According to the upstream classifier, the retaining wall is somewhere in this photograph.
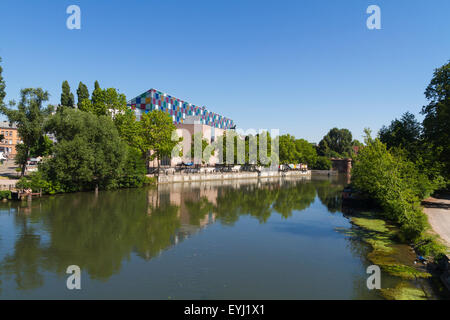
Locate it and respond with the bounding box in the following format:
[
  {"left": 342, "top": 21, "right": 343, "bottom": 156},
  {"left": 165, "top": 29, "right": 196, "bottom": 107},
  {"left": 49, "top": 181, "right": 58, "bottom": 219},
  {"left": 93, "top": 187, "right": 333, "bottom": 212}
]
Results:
[{"left": 156, "top": 170, "right": 311, "bottom": 184}]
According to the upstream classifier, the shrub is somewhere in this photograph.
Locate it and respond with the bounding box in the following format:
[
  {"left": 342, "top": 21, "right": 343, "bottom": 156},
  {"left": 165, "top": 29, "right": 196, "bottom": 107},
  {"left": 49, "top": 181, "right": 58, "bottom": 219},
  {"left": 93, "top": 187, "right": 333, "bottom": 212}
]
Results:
[
  {"left": 0, "top": 190, "right": 11, "bottom": 200},
  {"left": 352, "top": 136, "right": 442, "bottom": 242},
  {"left": 313, "top": 156, "right": 332, "bottom": 170}
]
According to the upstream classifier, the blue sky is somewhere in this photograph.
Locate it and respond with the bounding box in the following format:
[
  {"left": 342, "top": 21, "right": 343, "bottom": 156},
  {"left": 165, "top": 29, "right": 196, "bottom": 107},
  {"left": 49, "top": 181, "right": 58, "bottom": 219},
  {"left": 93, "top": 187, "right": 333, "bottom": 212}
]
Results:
[{"left": 0, "top": 0, "right": 449, "bottom": 143}]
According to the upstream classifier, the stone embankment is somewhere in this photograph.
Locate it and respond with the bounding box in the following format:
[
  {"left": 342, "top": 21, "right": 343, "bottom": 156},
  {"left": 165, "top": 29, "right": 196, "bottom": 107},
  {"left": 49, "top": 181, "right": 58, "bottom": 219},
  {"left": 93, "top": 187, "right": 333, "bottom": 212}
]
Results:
[{"left": 156, "top": 170, "right": 311, "bottom": 184}]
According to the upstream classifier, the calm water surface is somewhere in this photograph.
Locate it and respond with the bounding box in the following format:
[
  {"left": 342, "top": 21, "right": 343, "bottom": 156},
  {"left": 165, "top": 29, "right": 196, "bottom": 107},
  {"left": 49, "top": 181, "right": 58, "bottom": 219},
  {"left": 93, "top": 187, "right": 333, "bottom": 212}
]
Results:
[{"left": 0, "top": 176, "right": 399, "bottom": 299}]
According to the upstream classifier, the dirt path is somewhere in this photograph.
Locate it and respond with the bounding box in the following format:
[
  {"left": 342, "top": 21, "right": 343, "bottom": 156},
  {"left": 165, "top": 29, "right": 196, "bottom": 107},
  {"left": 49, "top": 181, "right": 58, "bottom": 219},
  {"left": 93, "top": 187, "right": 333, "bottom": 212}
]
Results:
[{"left": 422, "top": 194, "right": 450, "bottom": 248}]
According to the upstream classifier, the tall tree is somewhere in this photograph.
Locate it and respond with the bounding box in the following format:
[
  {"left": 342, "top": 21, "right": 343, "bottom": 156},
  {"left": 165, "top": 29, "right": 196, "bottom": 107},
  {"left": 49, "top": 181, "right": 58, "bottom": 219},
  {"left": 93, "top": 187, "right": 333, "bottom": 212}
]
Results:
[
  {"left": 137, "top": 110, "right": 180, "bottom": 171},
  {"left": 0, "top": 57, "right": 5, "bottom": 109},
  {"left": 378, "top": 111, "right": 422, "bottom": 158},
  {"left": 278, "top": 134, "right": 299, "bottom": 164},
  {"left": 421, "top": 61, "right": 450, "bottom": 179},
  {"left": 91, "top": 81, "right": 105, "bottom": 115},
  {"left": 295, "top": 138, "right": 317, "bottom": 167},
  {"left": 60, "top": 81, "right": 75, "bottom": 108},
  {"left": 318, "top": 128, "right": 353, "bottom": 158},
  {"left": 0, "top": 88, "right": 51, "bottom": 176},
  {"left": 76, "top": 81, "right": 90, "bottom": 105}
]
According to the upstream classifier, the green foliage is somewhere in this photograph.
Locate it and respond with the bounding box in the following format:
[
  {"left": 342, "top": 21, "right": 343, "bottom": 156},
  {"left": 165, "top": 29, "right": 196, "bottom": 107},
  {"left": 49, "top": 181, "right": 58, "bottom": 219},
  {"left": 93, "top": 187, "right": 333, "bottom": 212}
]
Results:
[
  {"left": 379, "top": 112, "right": 422, "bottom": 157},
  {"left": 88, "top": 82, "right": 127, "bottom": 117},
  {"left": 113, "top": 107, "right": 141, "bottom": 148},
  {"left": 137, "top": 110, "right": 180, "bottom": 168},
  {"left": 295, "top": 138, "right": 317, "bottom": 166},
  {"left": 219, "top": 131, "right": 277, "bottom": 166},
  {"left": 351, "top": 133, "right": 444, "bottom": 241},
  {"left": 118, "top": 147, "right": 148, "bottom": 188},
  {"left": 318, "top": 128, "right": 353, "bottom": 158},
  {"left": 278, "top": 134, "right": 317, "bottom": 167},
  {"left": 414, "top": 234, "right": 447, "bottom": 257},
  {"left": 0, "top": 88, "right": 51, "bottom": 176},
  {"left": 30, "top": 135, "right": 53, "bottom": 157},
  {"left": 313, "top": 156, "right": 332, "bottom": 170},
  {"left": 190, "top": 132, "right": 213, "bottom": 164},
  {"left": 76, "top": 81, "right": 89, "bottom": 105},
  {"left": 0, "top": 190, "right": 11, "bottom": 200},
  {"left": 0, "top": 57, "right": 5, "bottom": 109},
  {"left": 421, "top": 61, "right": 450, "bottom": 180},
  {"left": 42, "top": 108, "right": 127, "bottom": 191},
  {"left": 60, "top": 80, "right": 75, "bottom": 108}
]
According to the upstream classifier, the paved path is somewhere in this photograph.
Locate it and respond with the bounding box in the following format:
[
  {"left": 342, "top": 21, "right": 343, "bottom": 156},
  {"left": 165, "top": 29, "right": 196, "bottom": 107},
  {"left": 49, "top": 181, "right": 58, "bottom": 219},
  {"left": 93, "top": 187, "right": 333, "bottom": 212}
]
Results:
[{"left": 422, "top": 195, "right": 450, "bottom": 248}]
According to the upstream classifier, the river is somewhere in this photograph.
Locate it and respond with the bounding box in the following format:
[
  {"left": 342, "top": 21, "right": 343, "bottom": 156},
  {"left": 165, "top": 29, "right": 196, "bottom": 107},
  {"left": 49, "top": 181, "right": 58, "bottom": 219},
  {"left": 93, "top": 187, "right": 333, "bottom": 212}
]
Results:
[{"left": 0, "top": 175, "right": 413, "bottom": 299}]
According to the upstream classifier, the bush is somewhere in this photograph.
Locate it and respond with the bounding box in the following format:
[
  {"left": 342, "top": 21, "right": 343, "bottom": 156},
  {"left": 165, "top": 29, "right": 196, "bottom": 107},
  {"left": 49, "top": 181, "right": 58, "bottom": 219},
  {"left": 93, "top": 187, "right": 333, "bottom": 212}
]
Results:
[
  {"left": 313, "top": 156, "right": 332, "bottom": 170},
  {"left": 351, "top": 136, "right": 443, "bottom": 242},
  {"left": 118, "top": 147, "right": 148, "bottom": 188},
  {"left": 0, "top": 190, "right": 11, "bottom": 200}
]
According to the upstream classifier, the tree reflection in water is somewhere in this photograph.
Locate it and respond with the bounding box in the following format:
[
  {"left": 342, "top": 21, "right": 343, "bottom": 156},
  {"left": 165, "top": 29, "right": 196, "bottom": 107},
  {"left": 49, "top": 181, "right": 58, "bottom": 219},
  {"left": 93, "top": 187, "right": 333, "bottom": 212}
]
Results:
[{"left": 0, "top": 176, "right": 346, "bottom": 291}]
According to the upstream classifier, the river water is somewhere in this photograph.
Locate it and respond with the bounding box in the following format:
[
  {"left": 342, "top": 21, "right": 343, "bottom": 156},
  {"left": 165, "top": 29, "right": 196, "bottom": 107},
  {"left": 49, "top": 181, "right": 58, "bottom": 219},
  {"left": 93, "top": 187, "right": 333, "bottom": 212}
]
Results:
[{"left": 0, "top": 175, "right": 407, "bottom": 299}]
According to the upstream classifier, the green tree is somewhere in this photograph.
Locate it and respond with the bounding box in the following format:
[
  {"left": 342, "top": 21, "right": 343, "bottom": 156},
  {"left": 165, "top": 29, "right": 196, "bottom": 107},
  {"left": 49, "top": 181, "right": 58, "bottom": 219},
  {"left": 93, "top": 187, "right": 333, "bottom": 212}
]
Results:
[
  {"left": 0, "top": 57, "right": 5, "bottom": 109},
  {"left": 295, "top": 138, "right": 317, "bottom": 167},
  {"left": 76, "top": 81, "right": 90, "bottom": 106},
  {"left": 379, "top": 112, "right": 422, "bottom": 157},
  {"left": 0, "top": 88, "right": 51, "bottom": 176},
  {"left": 318, "top": 128, "right": 353, "bottom": 158},
  {"left": 313, "top": 156, "right": 332, "bottom": 170},
  {"left": 91, "top": 80, "right": 105, "bottom": 115},
  {"left": 113, "top": 107, "right": 141, "bottom": 148},
  {"left": 190, "top": 132, "right": 213, "bottom": 164},
  {"left": 60, "top": 80, "right": 74, "bottom": 108},
  {"left": 421, "top": 61, "right": 450, "bottom": 180},
  {"left": 137, "top": 110, "right": 180, "bottom": 170},
  {"left": 42, "top": 108, "right": 127, "bottom": 191},
  {"left": 89, "top": 82, "right": 126, "bottom": 117},
  {"left": 30, "top": 135, "right": 53, "bottom": 157},
  {"left": 278, "top": 134, "right": 299, "bottom": 164},
  {"left": 351, "top": 131, "right": 444, "bottom": 240}
]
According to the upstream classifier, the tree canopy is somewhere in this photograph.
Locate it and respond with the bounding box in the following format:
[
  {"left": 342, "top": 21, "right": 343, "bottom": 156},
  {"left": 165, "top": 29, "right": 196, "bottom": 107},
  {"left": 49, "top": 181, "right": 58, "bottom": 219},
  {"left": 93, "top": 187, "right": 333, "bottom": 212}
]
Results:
[
  {"left": 318, "top": 127, "right": 353, "bottom": 158},
  {"left": 379, "top": 112, "right": 422, "bottom": 156},
  {"left": 137, "top": 110, "right": 180, "bottom": 168},
  {"left": 76, "top": 81, "right": 90, "bottom": 105},
  {"left": 60, "top": 80, "right": 75, "bottom": 108},
  {"left": 42, "top": 107, "right": 127, "bottom": 191},
  {"left": 278, "top": 134, "right": 317, "bottom": 166},
  {"left": 421, "top": 61, "right": 450, "bottom": 179},
  {"left": 0, "top": 57, "right": 5, "bottom": 109},
  {"left": 0, "top": 88, "right": 52, "bottom": 175}
]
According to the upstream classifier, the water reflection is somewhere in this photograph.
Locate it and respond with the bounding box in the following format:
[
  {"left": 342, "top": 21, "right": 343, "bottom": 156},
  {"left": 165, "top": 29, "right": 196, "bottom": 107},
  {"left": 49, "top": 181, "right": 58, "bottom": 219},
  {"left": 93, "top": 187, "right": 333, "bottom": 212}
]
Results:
[{"left": 0, "top": 176, "right": 346, "bottom": 293}]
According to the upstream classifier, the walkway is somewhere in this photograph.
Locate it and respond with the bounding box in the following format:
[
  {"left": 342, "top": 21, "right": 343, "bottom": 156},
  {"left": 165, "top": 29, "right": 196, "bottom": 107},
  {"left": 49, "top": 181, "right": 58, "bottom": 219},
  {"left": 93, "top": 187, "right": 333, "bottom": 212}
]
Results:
[{"left": 422, "top": 194, "right": 450, "bottom": 248}]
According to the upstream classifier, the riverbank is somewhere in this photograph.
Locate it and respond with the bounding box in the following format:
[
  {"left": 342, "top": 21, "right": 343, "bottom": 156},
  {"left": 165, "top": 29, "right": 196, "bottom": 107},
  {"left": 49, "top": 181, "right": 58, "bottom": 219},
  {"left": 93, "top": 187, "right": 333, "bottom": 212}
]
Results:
[{"left": 422, "top": 194, "right": 450, "bottom": 249}]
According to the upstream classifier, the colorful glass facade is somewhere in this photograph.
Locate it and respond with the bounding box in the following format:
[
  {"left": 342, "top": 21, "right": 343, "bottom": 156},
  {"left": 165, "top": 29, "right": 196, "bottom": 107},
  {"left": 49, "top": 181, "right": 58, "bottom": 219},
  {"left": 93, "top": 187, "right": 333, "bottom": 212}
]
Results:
[{"left": 127, "top": 89, "right": 234, "bottom": 129}]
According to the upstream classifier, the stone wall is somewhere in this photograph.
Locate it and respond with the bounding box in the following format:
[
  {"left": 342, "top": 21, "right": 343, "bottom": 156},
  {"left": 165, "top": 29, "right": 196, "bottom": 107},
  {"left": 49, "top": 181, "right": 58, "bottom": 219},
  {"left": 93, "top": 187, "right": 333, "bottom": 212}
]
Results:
[{"left": 156, "top": 170, "right": 311, "bottom": 184}]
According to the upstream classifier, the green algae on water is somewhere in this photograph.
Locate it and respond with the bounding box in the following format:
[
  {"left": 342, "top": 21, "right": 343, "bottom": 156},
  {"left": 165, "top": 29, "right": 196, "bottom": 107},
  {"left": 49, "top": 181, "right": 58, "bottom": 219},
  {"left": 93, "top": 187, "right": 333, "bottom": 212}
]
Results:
[
  {"left": 349, "top": 215, "right": 432, "bottom": 280},
  {"left": 380, "top": 282, "right": 428, "bottom": 300}
]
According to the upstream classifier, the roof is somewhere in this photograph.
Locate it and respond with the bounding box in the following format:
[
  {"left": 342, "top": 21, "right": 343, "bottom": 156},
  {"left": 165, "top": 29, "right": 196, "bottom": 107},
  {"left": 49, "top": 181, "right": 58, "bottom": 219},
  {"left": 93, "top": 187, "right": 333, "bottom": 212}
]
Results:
[{"left": 127, "top": 88, "right": 234, "bottom": 129}]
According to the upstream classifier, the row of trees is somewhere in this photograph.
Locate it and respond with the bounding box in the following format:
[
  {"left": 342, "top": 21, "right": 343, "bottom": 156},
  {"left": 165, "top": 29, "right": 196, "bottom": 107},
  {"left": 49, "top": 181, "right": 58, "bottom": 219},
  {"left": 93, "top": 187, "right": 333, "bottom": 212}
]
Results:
[
  {"left": 0, "top": 61, "right": 181, "bottom": 192},
  {"left": 351, "top": 61, "right": 449, "bottom": 254}
]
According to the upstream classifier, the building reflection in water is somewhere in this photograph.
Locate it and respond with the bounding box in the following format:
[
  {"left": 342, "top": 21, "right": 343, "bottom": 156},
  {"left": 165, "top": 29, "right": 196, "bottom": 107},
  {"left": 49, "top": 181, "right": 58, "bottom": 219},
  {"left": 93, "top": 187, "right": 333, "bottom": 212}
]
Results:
[{"left": 0, "top": 175, "right": 349, "bottom": 292}]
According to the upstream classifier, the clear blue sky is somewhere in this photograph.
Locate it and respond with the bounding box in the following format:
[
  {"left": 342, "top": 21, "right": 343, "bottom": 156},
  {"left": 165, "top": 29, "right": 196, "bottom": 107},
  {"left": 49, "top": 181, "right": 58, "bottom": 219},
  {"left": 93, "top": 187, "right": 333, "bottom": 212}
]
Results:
[{"left": 0, "top": 0, "right": 449, "bottom": 142}]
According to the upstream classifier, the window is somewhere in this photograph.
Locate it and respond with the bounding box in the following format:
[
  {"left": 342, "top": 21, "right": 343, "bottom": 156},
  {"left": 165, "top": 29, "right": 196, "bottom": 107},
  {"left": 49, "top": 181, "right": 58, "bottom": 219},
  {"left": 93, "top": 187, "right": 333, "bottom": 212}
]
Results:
[{"left": 161, "top": 155, "right": 171, "bottom": 166}]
